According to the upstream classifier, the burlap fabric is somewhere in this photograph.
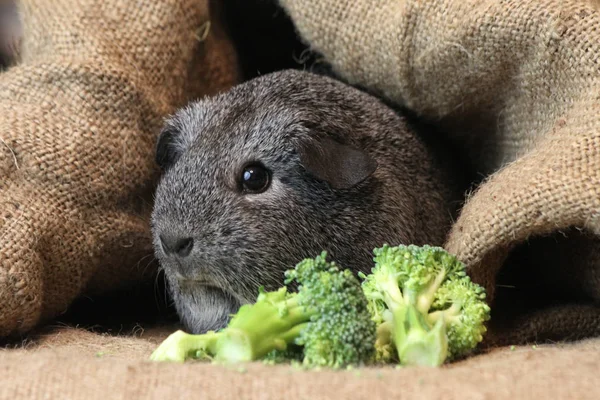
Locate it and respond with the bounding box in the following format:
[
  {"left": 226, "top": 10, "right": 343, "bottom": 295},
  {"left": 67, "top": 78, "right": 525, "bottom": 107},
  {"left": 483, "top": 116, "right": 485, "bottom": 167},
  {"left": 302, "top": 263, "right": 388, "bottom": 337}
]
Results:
[
  {"left": 278, "top": 0, "right": 600, "bottom": 343},
  {"left": 0, "top": 0, "right": 239, "bottom": 337},
  {"left": 0, "top": 326, "right": 598, "bottom": 399}
]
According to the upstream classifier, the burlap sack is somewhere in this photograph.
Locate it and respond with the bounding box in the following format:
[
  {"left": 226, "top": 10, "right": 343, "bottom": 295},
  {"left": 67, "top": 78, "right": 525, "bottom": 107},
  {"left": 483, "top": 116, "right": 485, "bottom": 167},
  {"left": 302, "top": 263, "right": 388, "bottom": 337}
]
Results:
[
  {"left": 278, "top": 0, "right": 600, "bottom": 343},
  {"left": 0, "top": 0, "right": 239, "bottom": 337}
]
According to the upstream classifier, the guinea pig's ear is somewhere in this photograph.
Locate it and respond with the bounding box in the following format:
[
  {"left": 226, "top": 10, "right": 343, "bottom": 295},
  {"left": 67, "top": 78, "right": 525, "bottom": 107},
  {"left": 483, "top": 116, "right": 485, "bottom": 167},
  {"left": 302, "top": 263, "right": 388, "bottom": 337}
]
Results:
[
  {"left": 298, "top": 136, "right": 378, "bottom": 189},
  {"left": 155, "top": 124, "right": 183, "bottom": 170}
]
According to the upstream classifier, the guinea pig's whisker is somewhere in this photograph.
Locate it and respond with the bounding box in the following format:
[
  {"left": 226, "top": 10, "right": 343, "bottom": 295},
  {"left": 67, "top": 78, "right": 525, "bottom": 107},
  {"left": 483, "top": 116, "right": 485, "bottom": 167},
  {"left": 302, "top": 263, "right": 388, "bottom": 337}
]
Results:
[
  {"left": 136, "top": 253, "right": 156, "bottom": 273},
  {"left": 211, "top": 268, "right": 230, "bottom": 290}
]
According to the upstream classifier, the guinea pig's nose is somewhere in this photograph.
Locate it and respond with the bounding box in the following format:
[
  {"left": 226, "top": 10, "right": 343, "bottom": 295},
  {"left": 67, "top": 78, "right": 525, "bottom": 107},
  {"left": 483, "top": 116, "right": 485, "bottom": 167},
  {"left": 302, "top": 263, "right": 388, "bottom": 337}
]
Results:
[{"left": 159, "top": 234, "right": 194, "bottom": 258}]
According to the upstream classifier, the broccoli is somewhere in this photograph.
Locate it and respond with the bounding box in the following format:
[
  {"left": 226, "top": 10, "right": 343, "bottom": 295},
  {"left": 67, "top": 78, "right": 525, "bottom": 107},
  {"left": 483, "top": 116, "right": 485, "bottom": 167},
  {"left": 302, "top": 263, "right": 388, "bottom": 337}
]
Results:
[
  {"left": 262, "top": 345, "right": 304, "bottom": 365},
  {"left": 359, "top": 244, "right": 491, "bottom": 367},
  {"left": 150, "top": 252, "right": 376, "bottom": 368}
]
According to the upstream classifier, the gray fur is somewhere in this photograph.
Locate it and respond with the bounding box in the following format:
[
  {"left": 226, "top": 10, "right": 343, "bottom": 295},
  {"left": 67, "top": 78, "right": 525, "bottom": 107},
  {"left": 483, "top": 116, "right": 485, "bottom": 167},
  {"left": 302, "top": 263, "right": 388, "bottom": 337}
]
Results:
[
  {"left": 151, "top": 69, "right": 463, "bottom": 334},
  {"left": 0, "top": 1, "right": 20, "bottom": 69}
]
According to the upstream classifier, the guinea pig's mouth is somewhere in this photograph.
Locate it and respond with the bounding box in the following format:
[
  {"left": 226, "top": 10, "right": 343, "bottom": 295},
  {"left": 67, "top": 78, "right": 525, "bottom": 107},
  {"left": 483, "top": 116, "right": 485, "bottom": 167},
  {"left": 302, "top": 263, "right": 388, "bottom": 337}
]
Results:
[
  {"left": 174, "top": 274, "right": 252, "bottom": 307},
  {"left": 170, "top": 266, "right": 218, "bottom": 287},
  {"left": 173, "top": 283, "right": 242, "bottom": 334},
  {"left": 177, "top": 276, "right": 224, "bottom": 293},
  {"left": 177, "top": 276, "right": 214, "bottom": 286}
]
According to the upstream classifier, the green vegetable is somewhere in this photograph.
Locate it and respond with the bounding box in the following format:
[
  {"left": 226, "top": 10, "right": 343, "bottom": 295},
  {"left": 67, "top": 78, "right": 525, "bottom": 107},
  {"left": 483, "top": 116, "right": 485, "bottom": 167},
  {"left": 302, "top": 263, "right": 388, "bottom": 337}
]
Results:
[
  {"left": 359, "top": 244, "right": 491, "bottom": 367},
  {"left": 150, "top": 252, "right": 376, "bottom": 369},
  {"left": 262, "top": 346, "right": 303, "bottom": 365}
]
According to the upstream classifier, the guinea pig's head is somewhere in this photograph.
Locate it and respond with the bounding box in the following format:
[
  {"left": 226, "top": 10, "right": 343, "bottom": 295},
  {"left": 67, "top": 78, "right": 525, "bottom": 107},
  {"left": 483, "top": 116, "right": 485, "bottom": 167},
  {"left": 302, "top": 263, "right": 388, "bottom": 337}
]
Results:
[{"left": 151, "top": 70, "right": 416, "bottom": 334}]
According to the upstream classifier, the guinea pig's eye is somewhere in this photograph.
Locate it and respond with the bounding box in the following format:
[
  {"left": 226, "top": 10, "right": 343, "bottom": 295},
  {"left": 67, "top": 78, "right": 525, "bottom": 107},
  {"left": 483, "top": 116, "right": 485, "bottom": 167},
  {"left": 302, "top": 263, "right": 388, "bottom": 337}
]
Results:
[{"left": 240, "top": 163, "right": 271, "bottom": 193}]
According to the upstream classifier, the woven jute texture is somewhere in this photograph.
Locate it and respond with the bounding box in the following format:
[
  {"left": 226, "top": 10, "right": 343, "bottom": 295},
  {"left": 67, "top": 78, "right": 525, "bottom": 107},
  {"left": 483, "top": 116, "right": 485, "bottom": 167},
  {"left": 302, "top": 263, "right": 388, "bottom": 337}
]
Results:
[
  {"left": 0, "top": 326, "right": 599, "bottom": 400},
  {"left": 0, "top": 0, "right": 239, "bottom": 337},
  {"left": 279, "top": 0, "right": 600, "bottom": 342}
]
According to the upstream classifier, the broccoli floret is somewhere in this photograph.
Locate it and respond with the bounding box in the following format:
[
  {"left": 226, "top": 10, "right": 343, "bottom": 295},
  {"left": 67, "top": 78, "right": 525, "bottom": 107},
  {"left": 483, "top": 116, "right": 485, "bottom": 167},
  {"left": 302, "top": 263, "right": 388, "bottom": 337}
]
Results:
[
  {"left": 287, "top": 257, "right": 376, "bottom": 368},
  {"left": 150, "top": 252, "right": 376, "bottom": 368},
  {"left": 262, "top": 345, "right": 304, "bottom": 365},
  {"left": 359, "top": 244, "right": 491, "bottom": 367}
]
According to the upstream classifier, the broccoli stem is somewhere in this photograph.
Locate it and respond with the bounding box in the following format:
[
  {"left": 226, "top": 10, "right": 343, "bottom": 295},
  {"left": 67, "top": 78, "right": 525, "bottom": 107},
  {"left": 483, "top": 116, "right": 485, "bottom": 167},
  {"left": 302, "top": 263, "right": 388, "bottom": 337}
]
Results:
[
  {"left": 415, "top": 269, "right": 447, "bottom": 314},
  {"left": 427, "top": 303, "right": 462, "bottom": 325},
  {"left": 376, "top": 271, "right": 450, "bottom": 366},
  {"left": 392, "top": 303, "right": 448, "bottom": 367},
  {"left": 215, "top": 323, "right": 310, "bottom": 363},
  {"left": 150, "top": 293, "right": 315, "bottom": 364},
  {"left": 214, "top": 297, "right": 315, "bottom": 363},
  {"left": 376, "top": 320, "right": 392, "bottom": 346},
  {"left": 378, "top": 275, "right": 404, "bottom": 312},
  {"left": 149, "top": 330, "right": 220, "bottom": 363},
  {"left": 373, "top": 320, "right": 395, "bottom": 362}
]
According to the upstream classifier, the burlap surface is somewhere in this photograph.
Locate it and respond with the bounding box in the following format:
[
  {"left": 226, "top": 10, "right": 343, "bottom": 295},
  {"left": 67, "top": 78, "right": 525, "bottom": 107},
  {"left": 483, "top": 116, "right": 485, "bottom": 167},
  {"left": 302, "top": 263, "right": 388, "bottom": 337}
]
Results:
[
  {"left": 278, "top": 0, "right": 600, "bottom": 342},
  {"left": 0, "top": 325, "right": 598, "bottom": 400},
  {"left": 0, "top": 0, "right": 239, "bottom": 337}
]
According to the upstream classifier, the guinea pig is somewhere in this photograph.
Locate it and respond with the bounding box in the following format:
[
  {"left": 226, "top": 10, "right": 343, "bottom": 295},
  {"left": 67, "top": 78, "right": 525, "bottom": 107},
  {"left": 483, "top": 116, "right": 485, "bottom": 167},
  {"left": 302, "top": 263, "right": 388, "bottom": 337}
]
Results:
[{"left": 151, "top": 69, "right": 466, "bottom": 334}]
